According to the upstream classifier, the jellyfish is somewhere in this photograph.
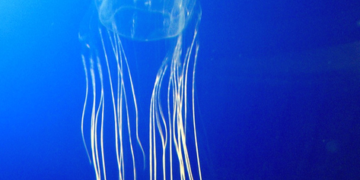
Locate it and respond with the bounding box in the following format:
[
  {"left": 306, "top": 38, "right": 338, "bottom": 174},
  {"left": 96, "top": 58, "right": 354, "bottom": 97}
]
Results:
[{"left": 79, "top": 0, "right": 202, "bottom": 179}]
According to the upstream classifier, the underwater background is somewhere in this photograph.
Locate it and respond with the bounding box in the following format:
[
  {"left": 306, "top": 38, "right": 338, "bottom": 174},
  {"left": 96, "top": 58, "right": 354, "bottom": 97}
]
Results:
[{"left": 1, "top": 0, "right": 360, "bottom": 179}]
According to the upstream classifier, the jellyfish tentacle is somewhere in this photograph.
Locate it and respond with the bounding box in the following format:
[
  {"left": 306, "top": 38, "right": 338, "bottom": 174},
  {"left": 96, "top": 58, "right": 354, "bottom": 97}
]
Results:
[
  {"left": 149, "top": 61, "right": 168, "bottom": 180},
  {"left": 81, "top": 54, "right": 92, "bottom": 164},
  {"left": 119, "top": 35, "right": 146, "bottom": 168},
  {"left": 95, "top": 56, "right": 105, "bottom": 180},
  {"left": 88, "top": 55, "right": 100, "bottom": 179},
  {"left": 192, "top": 41, "right": 202, "bottom": 180}
]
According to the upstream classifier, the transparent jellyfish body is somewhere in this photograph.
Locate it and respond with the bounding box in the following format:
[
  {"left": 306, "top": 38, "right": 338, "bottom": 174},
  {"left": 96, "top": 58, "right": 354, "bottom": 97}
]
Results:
[{"left": 79, "top": 0, "right": 202, "bottom": 179}]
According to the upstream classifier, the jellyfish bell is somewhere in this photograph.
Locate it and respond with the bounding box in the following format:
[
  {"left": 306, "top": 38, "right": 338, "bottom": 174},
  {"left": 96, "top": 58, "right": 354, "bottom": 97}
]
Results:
[
  {"left": 80, "top": 0, "right": 202, "bottom": 179},
  {"left": 95, "top": 0, "right": 197, "bottom": 41}
]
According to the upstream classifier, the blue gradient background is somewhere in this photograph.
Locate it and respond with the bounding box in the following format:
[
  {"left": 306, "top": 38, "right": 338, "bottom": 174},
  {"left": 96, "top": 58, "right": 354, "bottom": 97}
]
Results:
[{"left": 1, "top": 0, "right": 360, "bottom": 179}]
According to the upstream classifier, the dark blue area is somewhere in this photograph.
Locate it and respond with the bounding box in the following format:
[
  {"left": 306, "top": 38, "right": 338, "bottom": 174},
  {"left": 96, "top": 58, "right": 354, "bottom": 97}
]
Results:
[{"left": 0, "top": 0, "right": 359, "bottom": 179}]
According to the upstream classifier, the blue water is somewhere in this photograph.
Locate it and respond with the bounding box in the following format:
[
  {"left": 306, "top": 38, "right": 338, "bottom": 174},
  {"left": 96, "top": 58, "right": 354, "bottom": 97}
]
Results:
[{"left": 1, "top": 0, "right": 360, "bottom": 179}]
